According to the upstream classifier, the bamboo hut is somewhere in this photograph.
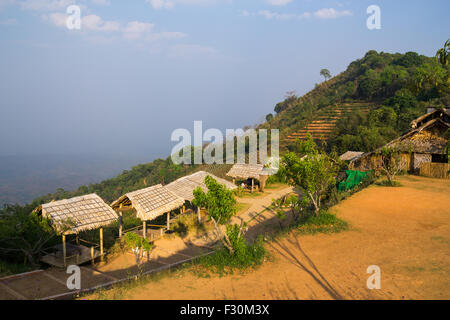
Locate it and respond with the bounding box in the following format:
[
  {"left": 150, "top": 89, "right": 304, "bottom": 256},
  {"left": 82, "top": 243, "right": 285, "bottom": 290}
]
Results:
[
  {"left": 111, "top": 184, "right": 184, "bottom": 239},
  {"left": 226, "top": 163, "right": 266, "bottom": 192},
  {"left": 165, "top": 171, "right": 236, "bottom": 221},
  {"left": 166, "top": 171, "right": 236, "bottom": 202},
  {"left": 34, "top": 194, "right": 118, "bottom": 268},
  {"left": 350, "top": 109, "right": 449, "bottom": 176},
  {"left": 339, "top": 151, "right": 364, "bottom": 162}
]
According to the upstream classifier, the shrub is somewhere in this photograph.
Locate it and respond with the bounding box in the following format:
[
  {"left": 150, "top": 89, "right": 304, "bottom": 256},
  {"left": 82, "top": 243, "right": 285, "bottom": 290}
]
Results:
[
  {"left": 297, "top": 210, "right": 348, "bottom": 235},
  {"left": 194, "top": 235, "right": 266, "bottom": 275}
]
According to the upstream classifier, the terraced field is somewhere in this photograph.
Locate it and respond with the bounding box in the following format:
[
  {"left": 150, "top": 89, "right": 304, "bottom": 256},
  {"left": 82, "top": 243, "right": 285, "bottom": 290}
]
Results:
[{"left": 285, "top": 103, "right": 372, "bottom": 142}]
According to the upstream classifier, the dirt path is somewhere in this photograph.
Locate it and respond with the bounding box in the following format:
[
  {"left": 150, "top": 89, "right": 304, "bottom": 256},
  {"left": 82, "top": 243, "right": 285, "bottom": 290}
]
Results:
[{"left": 107, "top": 176, "right": 449, "bottom": 300}]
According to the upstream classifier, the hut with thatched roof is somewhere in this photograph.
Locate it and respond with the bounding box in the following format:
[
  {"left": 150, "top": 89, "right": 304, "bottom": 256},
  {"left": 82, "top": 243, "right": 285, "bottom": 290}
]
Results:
[
  {"left": 34, "top": 193, "right": 118, "bottom": 267},
  {"left": 226, "top": 163, "right": 269, "bottom": 192},
  {"left": 350, "top": 108, "right": 449, "bottom": 177},
  {"left": 166, "top": 171, "right": 236, "bottom": 202},
  {"left": 339, "top": 151, "right": 364, "bottom": 162},
  {"left": 165, "top": 171, "right": 236, "bottom": 222},
  {"left": 111, "top": 184, "right": 184, "bottom": 239}
]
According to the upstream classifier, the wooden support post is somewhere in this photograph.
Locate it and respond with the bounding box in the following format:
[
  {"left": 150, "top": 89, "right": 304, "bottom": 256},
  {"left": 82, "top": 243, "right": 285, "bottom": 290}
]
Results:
[
  {"left": 118, "top": 212, "right": 123, "bottom": 238},
  {"left": 167, "top": 211, "right": 171, "bottom": 230},
  {"left": 197, "top": 206, "right": 201, "bottom": 224},
  {"left": 99, "top": 227, "right": 104, "bottom": 262},
  {"left": 251, "top": 178, "right": 254, "bottom": 193},
  {"left": 143, "top": 221, "right": 147, "bottom": 239},
  {"left": 182, "top": 205, "right": 185, "bottom": 213},
  {"left": 75, "top": 233, "right": 80, "bottom": 264},
  {"left": 91, "top": 246, "right": 94, "bottom": 265},
  {"left": 160, "top": 228, "right": 163, "bottom": 237},
  {"left": 62, "top": 235, "right": 67, "bottom": 267},
  {"left": 232, "top": 178, "right": 235, "bottom": 185}
]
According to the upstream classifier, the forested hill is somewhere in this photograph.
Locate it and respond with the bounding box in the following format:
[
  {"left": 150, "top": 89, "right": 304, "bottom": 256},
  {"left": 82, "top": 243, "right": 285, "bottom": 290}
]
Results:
[
  {"left": 260, "top": 50, "right": 449, "bottom": 154},
  {"left": 2, "top": 48, "right": 449, "bottom": 215}
]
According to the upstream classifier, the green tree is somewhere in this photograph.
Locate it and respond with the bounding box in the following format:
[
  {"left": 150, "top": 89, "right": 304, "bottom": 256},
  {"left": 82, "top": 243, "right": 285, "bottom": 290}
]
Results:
[
  {"left": 192, "top": 175, "right": 241, "bottom": 254},
  {"left": 435, "top": 39, "right": 450, "bottom": 66},
  {"left": 320, "top": 68, "right": 331, "bottom": 81},
  {"left": 124, "top": 232, "right": 153, "bottom": 267},
  {"left": 280, "top": 136, "right": 336, "bottom": 215},
  {"left": 380, "top": 147, "right": 404, "bottom": 184},
  {"left": 0, "top": 207, "right": 70, "bottom": 266},
  {"left": 265, "top": 113, "right": 274, "bottom": 122}
]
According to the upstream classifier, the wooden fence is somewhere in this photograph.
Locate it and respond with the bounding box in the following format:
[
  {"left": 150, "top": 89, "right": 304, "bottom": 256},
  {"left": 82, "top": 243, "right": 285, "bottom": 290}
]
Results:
[{"left": 419, "top": 162, "right": 450, "bottom": 179}]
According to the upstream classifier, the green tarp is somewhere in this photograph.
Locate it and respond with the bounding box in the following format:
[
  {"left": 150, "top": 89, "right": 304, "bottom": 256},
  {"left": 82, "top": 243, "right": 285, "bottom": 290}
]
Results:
[{"left": 338, "top": 170, "right": 372, "bottom": 192}]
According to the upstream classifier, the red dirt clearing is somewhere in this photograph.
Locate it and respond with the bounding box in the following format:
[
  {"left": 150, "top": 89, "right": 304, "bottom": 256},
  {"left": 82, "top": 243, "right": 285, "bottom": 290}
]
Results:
[{"left": 90, "top": 175, "right": 449, "bottom": 300}]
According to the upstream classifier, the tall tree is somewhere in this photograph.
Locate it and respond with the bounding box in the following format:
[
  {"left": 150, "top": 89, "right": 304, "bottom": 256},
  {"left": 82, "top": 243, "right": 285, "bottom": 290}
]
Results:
[
  {"left": 280, "top": 135, "right": 337, "bottom": 215},
  {"left": 192, "top": 175, "right": 242, "bottom": 254},
  {"left": 435, "top": 39, "right": 450, "bottom": 66},
  {"left": 320, "top": 68, "right": 331, "bottom": 81}
]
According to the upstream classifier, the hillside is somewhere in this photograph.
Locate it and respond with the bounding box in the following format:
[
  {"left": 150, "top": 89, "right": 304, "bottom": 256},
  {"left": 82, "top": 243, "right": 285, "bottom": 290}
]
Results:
[
  {"left": 261, "top": 50, "right": 449, "bottom": 154},
  {"left": 285, "top": 102, "right": 372, "bottom": 142}
]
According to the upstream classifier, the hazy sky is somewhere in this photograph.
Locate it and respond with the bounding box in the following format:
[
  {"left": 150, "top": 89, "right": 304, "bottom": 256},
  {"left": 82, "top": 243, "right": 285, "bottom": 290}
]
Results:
[{"left": 0, "top": 0, "right": 449, "bottom": 159}]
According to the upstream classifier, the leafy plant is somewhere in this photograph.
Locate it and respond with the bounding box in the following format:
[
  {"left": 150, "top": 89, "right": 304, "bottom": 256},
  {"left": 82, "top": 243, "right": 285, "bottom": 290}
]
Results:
[
  {"left": 192, "top": 175, "right": 240, "bottom": 254},
  {"left": 124, "top": 232, "right": 153, "bottom": 267},
  {"left": 0, "top": 206, "right": 72, "bottom": 266},
  {"left": 380, "top": 147, "right": 404, "bottom": 184},
  {"left": 280, "top": 135, "right": 337, "bottom": 215}
]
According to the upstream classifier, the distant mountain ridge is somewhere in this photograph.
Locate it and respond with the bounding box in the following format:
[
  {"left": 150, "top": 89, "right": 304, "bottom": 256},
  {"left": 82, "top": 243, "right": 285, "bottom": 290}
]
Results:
[{"left": 0, "top": 154, "right": 147, "bottom": 206}]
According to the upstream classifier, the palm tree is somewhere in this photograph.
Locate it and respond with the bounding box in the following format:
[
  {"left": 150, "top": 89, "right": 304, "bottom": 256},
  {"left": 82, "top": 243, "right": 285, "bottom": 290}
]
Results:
[{"left": 435, "top": 39, "right": 449, "bottom": 66}]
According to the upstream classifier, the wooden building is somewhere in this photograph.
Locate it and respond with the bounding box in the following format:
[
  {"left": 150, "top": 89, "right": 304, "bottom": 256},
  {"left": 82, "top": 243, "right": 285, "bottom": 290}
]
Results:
[
  {"left": 350, "top": 108, "right": 449, "bottom": 176},
  {"left": 34, "top": 194, "right": 118, "bottom": 267}
]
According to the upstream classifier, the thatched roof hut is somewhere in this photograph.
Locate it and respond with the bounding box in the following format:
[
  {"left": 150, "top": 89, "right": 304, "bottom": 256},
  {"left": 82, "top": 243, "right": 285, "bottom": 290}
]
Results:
[
  {"left": 339, "top": 151, "right": 364, "bottom": 162},
  {"left": 226, "top": 163, "right": 264, "bottom": 180},
  {"left": 350, "top": 113, "right": 449, "bottom": 173},
  {"left": 34, "top": 193, "right": 118, "bottom": 235},
  {"left": 34, "top": 194, "right": 118, "bottom": 267},
  {"left": 166, "top": 171, "right": 236, "bottom": 202},
  {"left": 111, "top": 184, "right": 184, "bottom": 221},
  {"left": 386, "top": 118, "right": 449, "bottom": 153},
  {"left": 410, "top": 108, "right": 449, "bottom": 129}
]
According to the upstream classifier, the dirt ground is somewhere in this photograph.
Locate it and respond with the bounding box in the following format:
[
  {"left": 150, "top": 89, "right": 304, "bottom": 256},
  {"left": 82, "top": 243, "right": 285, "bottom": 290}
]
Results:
[{"left": 89, "top": 176, "right": 450, "bottom": 300}]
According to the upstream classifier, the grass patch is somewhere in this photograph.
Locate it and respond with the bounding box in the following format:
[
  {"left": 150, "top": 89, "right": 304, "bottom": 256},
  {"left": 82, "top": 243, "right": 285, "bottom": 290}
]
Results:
[
  {"left": 170, "top": 213, "right": 211, "bottom": 239},
  {"left": 296, "top": 210, "right": 349, "bottom": 235},
  {"left": 235, "top": 202, "right": 251, "bottom": 215},
  {"left": 0, "top": 260, "right": 36, "bottom": 278},
  {"left": 376, "top": 180, "right": 402, "bottom": 187},
  {"left": 237, "top": 191, "right": 265, "bottom": 198},
  {"left": 190, "top": 237, "right": 267, "bottom": 277},
  {"left": 264, "top": 183, "right": 288, "bottom": 190},
  {"left": 430, "top": 236, "right": 450, "bottom": 245}
]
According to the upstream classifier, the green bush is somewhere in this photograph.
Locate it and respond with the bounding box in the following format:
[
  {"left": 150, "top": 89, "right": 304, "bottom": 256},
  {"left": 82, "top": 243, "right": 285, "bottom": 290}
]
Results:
[
  {"left": 194, "top": 235, "right": 266, "bottom": 276},
  {"left": 297, "top": 210, "right": 348, "bottom": 235}
]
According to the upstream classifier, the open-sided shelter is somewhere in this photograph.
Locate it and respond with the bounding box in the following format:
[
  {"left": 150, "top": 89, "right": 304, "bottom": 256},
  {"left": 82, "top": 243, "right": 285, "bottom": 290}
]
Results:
[
  {"left": 165, "top": 171, "right": 236, "bottom": 221},
  {"left": 166, "top": 171, "right": 236, "bottom": 202},
  {"left": 34, "top": 193, "right": 118, "bottom": 267},
  {"left": 226, "top": 163, "right": 267, "bottom": 192},
  {"left": 111, "top": 184, "right": 184, "bottom": 239}
]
